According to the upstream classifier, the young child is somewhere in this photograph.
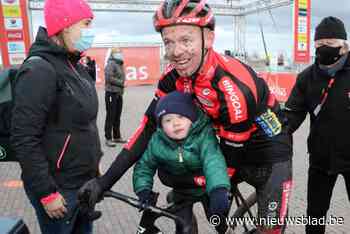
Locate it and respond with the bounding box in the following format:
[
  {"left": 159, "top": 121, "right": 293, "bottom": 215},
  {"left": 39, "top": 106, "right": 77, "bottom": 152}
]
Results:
[{"left": 133, "top": 91, "right": 231, "bottom": 233}]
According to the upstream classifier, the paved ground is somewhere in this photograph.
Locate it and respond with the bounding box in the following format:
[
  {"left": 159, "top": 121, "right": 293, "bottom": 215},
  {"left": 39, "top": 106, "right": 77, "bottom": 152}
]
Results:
[{"left": 0, "top": 85, "right": 349, "bottom": 234}]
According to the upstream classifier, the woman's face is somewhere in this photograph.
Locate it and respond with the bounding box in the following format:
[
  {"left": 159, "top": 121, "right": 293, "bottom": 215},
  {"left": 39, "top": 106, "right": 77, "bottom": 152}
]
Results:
[{"left": 62, "top": 18, "right": 92, "bottom": 53}]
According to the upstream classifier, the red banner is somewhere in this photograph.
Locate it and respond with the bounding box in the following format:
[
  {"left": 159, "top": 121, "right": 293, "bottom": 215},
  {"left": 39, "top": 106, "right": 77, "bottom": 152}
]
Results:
[
  {"left": 293, "top": 0, "right": 311, "bottom": 64},
  {"left": 0, "top": 0, "right": 31, "bottom": 67},
  {"left": 259, "top": 72, "right": 297, "bottom": 103},
  {"left": 85, "top": 46, "right": 161, "bottom": 87}
]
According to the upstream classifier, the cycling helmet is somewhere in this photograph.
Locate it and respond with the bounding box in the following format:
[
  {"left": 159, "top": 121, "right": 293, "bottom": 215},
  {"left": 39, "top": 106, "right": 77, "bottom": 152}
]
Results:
[{"left": 153, "top": 0, "right": 215, "bottom": 32}]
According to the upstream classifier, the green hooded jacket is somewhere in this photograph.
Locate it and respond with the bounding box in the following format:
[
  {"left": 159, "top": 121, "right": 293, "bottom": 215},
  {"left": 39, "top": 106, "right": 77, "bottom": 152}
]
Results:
[{"left": 133, "top": 110, "right": 231, "bottom": 197}]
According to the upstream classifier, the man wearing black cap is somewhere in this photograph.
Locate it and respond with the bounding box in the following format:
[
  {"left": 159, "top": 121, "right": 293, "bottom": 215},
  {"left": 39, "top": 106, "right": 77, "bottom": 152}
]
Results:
[{"left": 285, "top": 16, "right": 349, "bottom": 234}]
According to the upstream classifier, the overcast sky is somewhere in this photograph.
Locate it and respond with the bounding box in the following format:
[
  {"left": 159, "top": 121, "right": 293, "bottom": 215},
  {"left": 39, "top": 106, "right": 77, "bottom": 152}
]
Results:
[{"left": 30, "top": 0, "right": 350, "bottom": 59}]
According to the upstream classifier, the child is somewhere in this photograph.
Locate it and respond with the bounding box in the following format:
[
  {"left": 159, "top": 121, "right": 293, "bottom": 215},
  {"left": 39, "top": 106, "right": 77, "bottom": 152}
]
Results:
[{"left": 133, "top": 91, "right": 231, "bottom": 233}]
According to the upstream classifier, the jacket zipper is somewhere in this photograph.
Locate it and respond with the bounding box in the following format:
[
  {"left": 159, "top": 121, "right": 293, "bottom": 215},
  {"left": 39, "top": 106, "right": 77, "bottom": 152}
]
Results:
[
  {"left": 178, "top": 147, "right": 184, "bottom": 163},
  {"left": 56, "top": 134, "right": 71, "bottom": 169}
]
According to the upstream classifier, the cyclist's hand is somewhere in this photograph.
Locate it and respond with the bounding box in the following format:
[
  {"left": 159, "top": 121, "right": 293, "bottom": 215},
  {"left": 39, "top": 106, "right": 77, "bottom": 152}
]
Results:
[
  {"left": 42, "top": 192, "right": 67, "bottom": 219},
  {"left": 136, "top": 190, "right": 152, "bottom": 211},
  {"left": 209, "top": 187, "right": 230, "bottom": 216},
  {"left": 78, "top": 178, "right": 103, "bottom": 208}
]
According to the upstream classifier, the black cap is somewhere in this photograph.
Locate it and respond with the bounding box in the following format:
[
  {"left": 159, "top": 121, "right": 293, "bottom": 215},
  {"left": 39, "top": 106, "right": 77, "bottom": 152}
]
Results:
[{"left": 314, "top": 16, "right": 347, "bottom": 41}]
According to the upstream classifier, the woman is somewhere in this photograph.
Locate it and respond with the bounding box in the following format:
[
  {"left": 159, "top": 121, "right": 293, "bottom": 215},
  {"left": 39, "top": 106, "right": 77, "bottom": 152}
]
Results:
[{"left": 11, "top": 0, "right": 101, "bottom": 233}]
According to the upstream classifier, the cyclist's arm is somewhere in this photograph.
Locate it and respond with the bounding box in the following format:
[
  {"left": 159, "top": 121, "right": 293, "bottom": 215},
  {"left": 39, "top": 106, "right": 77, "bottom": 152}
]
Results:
[
  {"left": 284, "top": 73, "right": 308, "bottom": 134},
  {"left": 98, "top": 74, "right": 177, "bottom": 191}
]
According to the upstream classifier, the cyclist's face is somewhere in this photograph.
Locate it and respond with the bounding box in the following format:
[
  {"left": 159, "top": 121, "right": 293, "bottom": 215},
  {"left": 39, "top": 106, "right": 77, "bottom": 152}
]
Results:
[
  {"left": 161, "top": 113, "right": 192, "bottom": 140},
  {"left": 162, "top": 25, "right": 214, "bottom": 77}
]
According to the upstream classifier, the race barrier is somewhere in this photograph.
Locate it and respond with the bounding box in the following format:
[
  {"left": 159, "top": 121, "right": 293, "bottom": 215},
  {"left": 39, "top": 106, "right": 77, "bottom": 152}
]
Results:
[
  {"left": 258, "top": 72, "right": 297, "bottom": 103},
  {"left": 85, "top": 46, "right": 161, "bottom": 87}
]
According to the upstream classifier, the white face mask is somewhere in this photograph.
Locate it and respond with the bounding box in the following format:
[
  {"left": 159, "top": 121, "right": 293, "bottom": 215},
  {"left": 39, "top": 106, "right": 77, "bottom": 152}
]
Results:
[{"left": 112, "top": 53, "right": 123, "bottom": 60}]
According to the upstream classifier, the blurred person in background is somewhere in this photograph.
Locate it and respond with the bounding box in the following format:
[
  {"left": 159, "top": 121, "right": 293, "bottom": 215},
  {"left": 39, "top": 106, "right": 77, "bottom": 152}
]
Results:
[
  {"left": 81, "top": 55, "right": 96, "bottom": 81},
  {"left": 104, "top": 47, "right": 127, "bottom": 147}
]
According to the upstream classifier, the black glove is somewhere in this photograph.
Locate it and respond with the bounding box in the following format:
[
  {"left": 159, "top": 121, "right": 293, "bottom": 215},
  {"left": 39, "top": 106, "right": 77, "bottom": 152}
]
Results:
[
  {"left": 209, "top": 187, "right": 230, "bottom": 216},
  {"left": 136, "top": 190, "right": 154, "bottom": 211},
  {"left": 78, "top": 178, "right": 103, "bottom": 209},
  {"left": 78, "top": 205, "right": 102, "bottom": 221},
  {"left": 86, "top": 210, "right": 102, "bottom": 221}
]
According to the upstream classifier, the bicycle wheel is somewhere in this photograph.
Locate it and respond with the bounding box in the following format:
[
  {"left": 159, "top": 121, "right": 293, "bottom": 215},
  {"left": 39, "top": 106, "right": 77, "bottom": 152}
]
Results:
[{"left": 227, "top": 192, "right": 257, "bottom": 233}]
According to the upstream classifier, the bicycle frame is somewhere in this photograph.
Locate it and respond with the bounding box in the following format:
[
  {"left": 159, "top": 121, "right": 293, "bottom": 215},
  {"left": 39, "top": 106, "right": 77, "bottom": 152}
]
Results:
[{"left": 103, "top": 190, "right": 192, "bottom": 234}]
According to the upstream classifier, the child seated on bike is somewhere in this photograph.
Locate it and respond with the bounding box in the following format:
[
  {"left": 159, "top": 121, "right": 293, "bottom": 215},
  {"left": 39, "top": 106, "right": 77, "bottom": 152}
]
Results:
[{"left": 133, "top": 91, "right": 231, "bottom": 234}]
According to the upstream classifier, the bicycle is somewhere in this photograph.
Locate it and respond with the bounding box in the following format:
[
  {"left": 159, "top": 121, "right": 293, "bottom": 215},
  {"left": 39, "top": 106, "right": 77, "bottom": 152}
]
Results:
[{"left": 102, "top": 167, "right": 258, "bottom": 234}]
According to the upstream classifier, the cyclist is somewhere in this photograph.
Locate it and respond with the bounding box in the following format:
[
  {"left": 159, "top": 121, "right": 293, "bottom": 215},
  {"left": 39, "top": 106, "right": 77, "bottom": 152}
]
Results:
[{"left": 79, "top": 1, "right": 293, "bottom": 233}]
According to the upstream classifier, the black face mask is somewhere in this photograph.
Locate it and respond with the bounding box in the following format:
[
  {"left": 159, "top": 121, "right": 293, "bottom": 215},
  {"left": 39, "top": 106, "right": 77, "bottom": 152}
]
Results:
[{"left": 316, "top": 45, "right": 342, "bottom": 66}]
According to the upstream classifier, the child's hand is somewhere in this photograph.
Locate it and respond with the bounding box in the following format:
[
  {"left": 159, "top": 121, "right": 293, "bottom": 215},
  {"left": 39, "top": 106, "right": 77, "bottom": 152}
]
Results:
[
  {"left": 137, "top": 190, "right": 152, "bottom": 211},
  {"left": 209, "top": 187, "right": 230, "bottom": 216}
]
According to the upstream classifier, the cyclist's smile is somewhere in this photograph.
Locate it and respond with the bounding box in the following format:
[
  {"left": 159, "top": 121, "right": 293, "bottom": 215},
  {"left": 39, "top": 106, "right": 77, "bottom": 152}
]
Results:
[{"left": 162, "top": 25, "right": 205, "bottom": 77}]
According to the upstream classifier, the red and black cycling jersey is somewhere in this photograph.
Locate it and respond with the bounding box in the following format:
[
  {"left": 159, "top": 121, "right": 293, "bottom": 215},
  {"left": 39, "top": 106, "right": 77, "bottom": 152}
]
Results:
[
  {"left": 153, "top": 49, "right": 279, "bottom": 142},
  {"left": 98, "top": 49, "right": 292, "bottom": 191}
]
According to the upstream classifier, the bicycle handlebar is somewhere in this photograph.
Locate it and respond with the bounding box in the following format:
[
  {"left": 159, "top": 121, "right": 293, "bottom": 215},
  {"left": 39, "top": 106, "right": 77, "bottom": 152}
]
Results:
[{"left": 103, "top": 190, "right": 189, "bottom": 232}]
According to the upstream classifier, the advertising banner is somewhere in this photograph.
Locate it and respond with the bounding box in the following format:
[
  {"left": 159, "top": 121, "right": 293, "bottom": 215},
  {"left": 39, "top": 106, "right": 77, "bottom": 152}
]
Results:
[
  {"left": 259, "top": 72, "right": 297, "bottom": 103},
  {"left": 0, "top": 0, "right": 31, "bottom": 67},
  {"left": 293, "top": 0, "right": 311, "bottom": 64},
  {"left": 85, "top": 46, "right": 161, "bottom": 87}
]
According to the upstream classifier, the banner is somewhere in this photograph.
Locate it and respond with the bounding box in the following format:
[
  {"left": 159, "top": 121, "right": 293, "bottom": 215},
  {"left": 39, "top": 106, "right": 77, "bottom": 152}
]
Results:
[
  {"left": 293, "top": 0, "right": 311, "bottom": 64},
  {"left": 258, "top": 72, "right": 297, "bottom": 103},
  {"left": 85, "top": 46, "right": 161, "bottom": 87},
  {"left": 0, "top": 0, "right": 31, "bottom": 67}
]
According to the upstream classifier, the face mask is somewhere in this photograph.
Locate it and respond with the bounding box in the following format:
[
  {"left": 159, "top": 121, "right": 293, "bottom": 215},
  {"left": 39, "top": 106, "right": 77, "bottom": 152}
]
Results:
[
  {"left": 112, "top": 53, "right": 123, "bottom": 60},
  {"left": 316, "top": 45, "right": 342, "bottom": 66},
  {"left": 319, "top": 53, "right": 348, "bottom": 76},
  {"left": 73, "top": 28, "right": 95, "bottom": 52}
]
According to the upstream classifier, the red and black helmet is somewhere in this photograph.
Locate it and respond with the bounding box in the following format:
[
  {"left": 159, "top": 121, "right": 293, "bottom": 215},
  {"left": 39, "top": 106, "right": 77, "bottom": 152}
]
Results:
[{"left": 153, "top": 0, "right": 215, "bottom": 32}]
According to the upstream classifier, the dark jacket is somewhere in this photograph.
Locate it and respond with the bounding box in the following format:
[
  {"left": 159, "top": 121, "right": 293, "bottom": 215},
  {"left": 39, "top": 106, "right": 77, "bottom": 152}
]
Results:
[
  {"left": 104, "top": 57, "right": 125, "bottom": 94},
  {"left": 285, "top": 53, "right": 350, "bottom": 173},
  {"left": 11, "top": 27, "right": 102, "bottom": 199},
  {"left": 133, "top": 110, "right": 231, "bottom": 197}
]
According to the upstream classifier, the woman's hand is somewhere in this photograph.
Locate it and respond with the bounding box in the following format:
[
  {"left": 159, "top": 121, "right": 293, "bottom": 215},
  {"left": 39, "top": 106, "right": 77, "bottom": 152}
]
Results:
[{"left": 42, "top": 193, "right": 68, "bottom": 219}]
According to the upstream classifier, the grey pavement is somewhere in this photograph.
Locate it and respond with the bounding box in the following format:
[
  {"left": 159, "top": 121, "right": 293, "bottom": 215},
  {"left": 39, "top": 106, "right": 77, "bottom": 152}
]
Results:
[{"left": 0, "top": 85, "right": 349, "bottom": 234}]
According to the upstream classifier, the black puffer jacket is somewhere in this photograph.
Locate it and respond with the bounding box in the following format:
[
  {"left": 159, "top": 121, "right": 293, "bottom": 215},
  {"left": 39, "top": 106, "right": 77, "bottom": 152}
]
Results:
[
  {"left": 285, "top": 53, "right": 350, "bottom": 173},
  {"left": 11, "top": 27, "right": 102, "bottom": 199}
]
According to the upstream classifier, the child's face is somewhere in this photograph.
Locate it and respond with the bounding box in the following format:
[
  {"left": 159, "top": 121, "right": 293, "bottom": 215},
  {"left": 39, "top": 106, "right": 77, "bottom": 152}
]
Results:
[{"left": 161, "top": 113, "right": 193, "bottom": 140}]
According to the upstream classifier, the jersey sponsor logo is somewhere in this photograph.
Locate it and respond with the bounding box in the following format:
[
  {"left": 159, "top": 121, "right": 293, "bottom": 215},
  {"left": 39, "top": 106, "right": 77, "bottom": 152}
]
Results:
[
  {"left": 280, "top": 180, "right": 293, "bottom": 220},
  {"left": 202, "top": 88, "right": 211, "bottom": 96},
  {"left": 196, "top": 95, "right": 214, "bottom": 107},
  {"left": 224, "top": 140, "right": 244, "bottom": 148},
  {"left": 218, "top": 77, "right": 247, "bottom": 122},
  {"left": 255, "top": 109, "right": 282, "bottom": 137},
  {"left": 268, "top": 201, "right": 278, "bottom": 211},
  {"left": 194, "top": 176, "right": 206, "bottom": 186},
  {"left": 177, "top": 17, "right": 200, "bottom": 24}
]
